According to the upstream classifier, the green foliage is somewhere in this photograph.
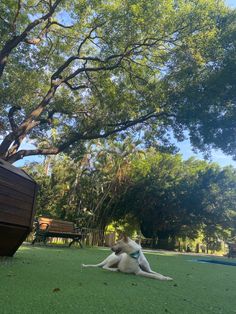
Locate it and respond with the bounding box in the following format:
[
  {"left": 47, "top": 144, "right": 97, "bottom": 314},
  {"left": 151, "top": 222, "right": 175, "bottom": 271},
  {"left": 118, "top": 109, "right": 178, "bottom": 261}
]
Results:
[
  {"left": 170, "top": 9, "right": 236, "bottom": 157},
  {"left": 25, "top": 146, "right": 236, "bottom": 247},
  {"left": 112, "top": 150, "right": 236, "bottom": 247},
  {"left": 25, "top": 156, "right": 82, "bottom": 221},
  {"left": 1, "top": 1, "right": 236, "bottom": 163}
]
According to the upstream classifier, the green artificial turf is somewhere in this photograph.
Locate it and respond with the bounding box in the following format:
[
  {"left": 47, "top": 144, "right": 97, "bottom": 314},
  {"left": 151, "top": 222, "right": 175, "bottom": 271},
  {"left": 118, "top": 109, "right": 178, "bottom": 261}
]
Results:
[{"left": 0, "top": 245, "right": 236, "bottom": 314}]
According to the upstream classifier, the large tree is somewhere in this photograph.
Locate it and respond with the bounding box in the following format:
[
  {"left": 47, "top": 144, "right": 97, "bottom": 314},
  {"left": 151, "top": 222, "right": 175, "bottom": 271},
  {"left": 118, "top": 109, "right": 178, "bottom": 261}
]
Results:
[
  {"left": 0, "top": 0, "right": 234, "bottom": 163},
  {"left": 114, "top": 150, "right": 236, "bottom": 248}
]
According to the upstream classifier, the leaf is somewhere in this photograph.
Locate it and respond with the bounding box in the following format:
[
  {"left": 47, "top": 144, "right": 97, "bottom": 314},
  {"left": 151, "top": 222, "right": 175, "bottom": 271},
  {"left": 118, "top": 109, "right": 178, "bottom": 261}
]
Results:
[{"left": 53, "top": 288, "right": 61, "bottom": 293}]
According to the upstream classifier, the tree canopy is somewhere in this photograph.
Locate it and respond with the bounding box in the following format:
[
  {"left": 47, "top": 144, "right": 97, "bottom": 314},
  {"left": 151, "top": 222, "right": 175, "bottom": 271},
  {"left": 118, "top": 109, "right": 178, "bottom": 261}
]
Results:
[
  {"left": 119, "top": 151, "right": 236, "bottom": 247},
  {"left": 0, "top": 0, "right": 236, "bottom": 163}
]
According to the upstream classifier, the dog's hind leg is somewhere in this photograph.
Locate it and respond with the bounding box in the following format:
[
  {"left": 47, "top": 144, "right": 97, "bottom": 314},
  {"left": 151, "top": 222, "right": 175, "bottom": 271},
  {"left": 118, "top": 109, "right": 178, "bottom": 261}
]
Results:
[
  {"left": 82, "top": 261, "right": 106, "bottom": 268},
  {"left": 82, "top": 252, "right": 120, "bottom": 268},
  {"left": 82, "top": 256, "right": 111, "bottom": 268},
  {"left": 136, "top": 270, "right": 173, "bottom": 281},
  {"left": 102, "top": 265, "right": 119, "bottom": 272}
]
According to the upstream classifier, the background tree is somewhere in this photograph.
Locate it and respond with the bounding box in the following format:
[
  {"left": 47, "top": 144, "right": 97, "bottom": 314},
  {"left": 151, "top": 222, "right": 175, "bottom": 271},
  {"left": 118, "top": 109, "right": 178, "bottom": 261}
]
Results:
[
  {"left": 1, "top": 1, "right": 235, "bottom": 163},
  {"left": 114, "top": 150, "right": 236, "bottom": 248},
  {"left": 25, "top": 138, "right": 139, "bottom": 230},
  {"left": 25, "top": 155, "right": 82, "bottom": 220}
]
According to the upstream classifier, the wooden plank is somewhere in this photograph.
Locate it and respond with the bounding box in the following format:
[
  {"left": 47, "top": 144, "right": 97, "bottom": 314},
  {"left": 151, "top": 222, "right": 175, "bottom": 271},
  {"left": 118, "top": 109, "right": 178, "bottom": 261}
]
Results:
[
  {"left": 0, "top": 193, "right": 32, "bottom": 212},
  {"left": 50, "top": 222, "right": 74, "bottom": 227},
  {"left": 46, "top": 232, "right": 81, "bottom": 238},
  {"left": 0, "top": 159, "right": 34, "bottom": 181},
  {"left": 0, "top": 223, "right": 29, "bottom": 256},
  {"left": 0, "top": 178, "right": 34, "bottom": 197},
  {"left": 39, "top": 218, "right": 52, "bottom": 222},
  {"left": 38, "top": 218, "right": 52, "bottom": 229},
  {"left": 49, "top": 224, "right": 74, "bottom": 232},
  {"left": 49, "top": 220, "right": 73, "bottom": 225},
  {"left": 0, "top": 185, "right": 33, "bottom": 204},
  {"left": 0, "top": 200, "right": 32, "bottom": 216},
  {"left": 39, "top": 218, "right": 73, "bottom": 225},
  {"left": 51, "top": 222, "right": 73, "bottom": 227},
  {"left": 38, "top": 218, "right": 75, "bottom": 233},
  {"left": 49, "top": 227, "right": 74, "bottom": 233},
  {"left": 0, "top": 168, "right": 35, "bottom": 196},
  {"left": 48, "top": 223, "right": 72, "bottom": 228},
  {"left": 0, "top": 205, "right": 31, "bottom": 226}
]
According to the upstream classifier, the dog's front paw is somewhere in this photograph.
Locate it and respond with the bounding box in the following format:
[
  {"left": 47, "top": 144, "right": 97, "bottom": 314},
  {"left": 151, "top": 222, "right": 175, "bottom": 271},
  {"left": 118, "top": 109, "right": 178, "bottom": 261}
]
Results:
[
  {"left": 81, "top": 264, "right": 86, "bottom": 267},
  {"left": 163, "top": 276, "right": 173, "bottom": 281}
]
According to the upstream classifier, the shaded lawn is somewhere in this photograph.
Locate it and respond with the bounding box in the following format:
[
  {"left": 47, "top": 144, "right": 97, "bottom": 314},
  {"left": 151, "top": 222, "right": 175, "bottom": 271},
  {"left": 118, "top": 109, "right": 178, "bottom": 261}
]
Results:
[{"left": 0, "top": 245, "right": 236, "bottom": 314}]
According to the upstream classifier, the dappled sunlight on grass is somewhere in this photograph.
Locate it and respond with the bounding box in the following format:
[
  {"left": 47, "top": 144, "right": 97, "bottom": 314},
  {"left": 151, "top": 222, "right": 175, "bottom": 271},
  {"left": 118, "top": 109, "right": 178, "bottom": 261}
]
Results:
[
  {"left": 19, "top": 244, "right": 69, "bottom": 253},
  {"left": 144, "top": 251, "right": 176, "bottom": 257},
  {"left": 15, "top": 245, "right": 32, "bottom": 251}
]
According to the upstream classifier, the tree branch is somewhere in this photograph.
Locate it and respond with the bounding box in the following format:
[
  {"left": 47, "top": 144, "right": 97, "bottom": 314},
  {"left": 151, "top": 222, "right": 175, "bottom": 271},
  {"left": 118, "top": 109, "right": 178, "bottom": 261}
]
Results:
[
  {"left": 64, "top": 81, "right": 88, "bottom": 91},
  {"left": 77, "top": 22, "right": 106, "bottom": 55},
  {"left": 18, "top": 85, "right": 59, "bottom": 134},
  {"left": 0, "top": 0, "right": 62, "bottom": 77},
  {"left": 0, "top": 132, "right": 16, "bottom": 158},
  {"left": 80, "top": 111, "right": 176, "bottom": 140},
  {"left": 8, "top": 106, "right": 21, "bottom": 134},
  {"left": 50, "top": 21, "right": 74, "bottom": 28},
  {"left": 6, "top": 147, "right": 60, "bottom": 163},
  {"left": 24, "top": 18, "right": 74, "bottom": 45},
  {"left": 64, "top": 56, "right": 124, "bottom": 82},
  {"left": 12, "top": 0, "right": 22, "bottom": 30},
  {"left": 0, "top": 85, "right": 58, "bottom": 159},
  {"left": 5, "top": 111, "right": 176, "bottom": 163}
]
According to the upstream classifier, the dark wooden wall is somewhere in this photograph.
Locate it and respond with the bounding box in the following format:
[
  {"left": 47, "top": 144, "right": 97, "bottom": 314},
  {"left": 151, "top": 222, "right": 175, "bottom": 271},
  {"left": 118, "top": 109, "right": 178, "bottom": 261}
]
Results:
[{"left": 0, "top": 160, "right": 37, "bottom": 256}]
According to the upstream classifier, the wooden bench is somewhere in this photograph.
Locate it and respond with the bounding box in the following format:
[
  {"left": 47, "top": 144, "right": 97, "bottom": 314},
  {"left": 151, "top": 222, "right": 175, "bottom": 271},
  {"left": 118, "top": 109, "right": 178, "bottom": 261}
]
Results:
[
  {"left": 32, "top": 217, "right": 83, "bottom": 248},
  {"left": 228, "top": 243, "right": 236, "bottom": 258}
]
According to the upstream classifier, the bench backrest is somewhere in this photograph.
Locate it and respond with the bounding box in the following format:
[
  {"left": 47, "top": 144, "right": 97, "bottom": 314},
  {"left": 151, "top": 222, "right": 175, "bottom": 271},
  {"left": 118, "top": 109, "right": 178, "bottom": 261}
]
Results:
[{"left": 38, "top": 217, "right": 75, "bottom": 233}]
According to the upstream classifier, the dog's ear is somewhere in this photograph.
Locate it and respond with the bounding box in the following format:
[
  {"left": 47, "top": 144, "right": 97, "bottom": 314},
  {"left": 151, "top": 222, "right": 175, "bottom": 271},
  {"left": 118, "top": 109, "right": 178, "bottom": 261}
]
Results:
[{"left": 123, "top": 234, "right": 129, "bottom": 243}]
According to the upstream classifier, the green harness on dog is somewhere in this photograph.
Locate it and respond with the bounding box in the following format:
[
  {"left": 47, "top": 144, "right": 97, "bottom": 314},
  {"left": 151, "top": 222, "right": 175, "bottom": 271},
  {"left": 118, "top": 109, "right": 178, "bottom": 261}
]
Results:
[{"left": 129, "top": 250, "right": 140, "bottom": 259}]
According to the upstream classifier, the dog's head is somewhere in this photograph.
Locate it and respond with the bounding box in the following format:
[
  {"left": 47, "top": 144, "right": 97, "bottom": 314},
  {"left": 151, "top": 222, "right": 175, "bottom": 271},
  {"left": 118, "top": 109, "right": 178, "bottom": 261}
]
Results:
[{"left": 111, "top": 235, "right": 141, "bottom": 255}]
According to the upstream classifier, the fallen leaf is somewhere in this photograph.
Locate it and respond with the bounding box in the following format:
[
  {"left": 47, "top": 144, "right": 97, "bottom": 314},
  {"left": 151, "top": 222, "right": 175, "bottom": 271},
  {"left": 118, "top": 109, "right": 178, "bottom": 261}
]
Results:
[{"left": 53, "top": 288, "right": 60, "bottom": 292}]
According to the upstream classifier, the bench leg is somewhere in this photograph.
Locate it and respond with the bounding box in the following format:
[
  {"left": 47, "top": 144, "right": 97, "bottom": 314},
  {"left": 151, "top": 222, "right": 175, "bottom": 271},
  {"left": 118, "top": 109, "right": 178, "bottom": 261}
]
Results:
[
  {"left": 42, "top": 235, "right": 47, "bottom": 245},
  {"left": 69, "top": 239, "right": 75, "bottom": 247},
  {"left": 32, "top": 234, "right": 40, "bottom": 245},
  {"left": 78, "top": 240, "right": 83, "bottom": 249},
  {"left": 69, "top": 238, "right": 83, "bottom": 248}
]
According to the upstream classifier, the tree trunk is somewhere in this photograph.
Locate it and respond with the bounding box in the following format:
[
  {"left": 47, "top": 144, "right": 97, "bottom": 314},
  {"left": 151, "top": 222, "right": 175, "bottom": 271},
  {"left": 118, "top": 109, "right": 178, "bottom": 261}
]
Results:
[{"left": 157, "top": 233, "right": 176, "bottom": 250}]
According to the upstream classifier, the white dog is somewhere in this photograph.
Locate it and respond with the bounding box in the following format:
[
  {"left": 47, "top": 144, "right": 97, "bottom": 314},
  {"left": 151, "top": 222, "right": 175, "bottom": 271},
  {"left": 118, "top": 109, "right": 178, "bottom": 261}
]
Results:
[{"left": 82, "top": 236, "right": 173, "bottom": 281}]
